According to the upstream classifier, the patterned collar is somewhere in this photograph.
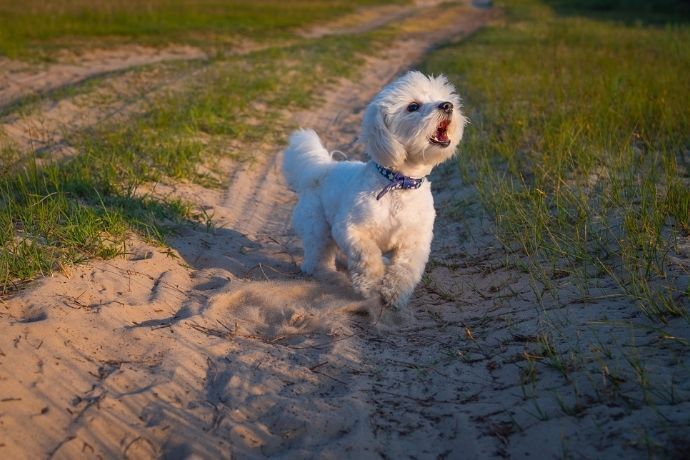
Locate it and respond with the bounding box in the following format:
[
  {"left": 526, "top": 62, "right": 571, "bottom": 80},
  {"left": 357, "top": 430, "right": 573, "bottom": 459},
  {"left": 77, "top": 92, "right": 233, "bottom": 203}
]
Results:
[{"left": 374, "top": 163, "right": 425, "bottom": 200}]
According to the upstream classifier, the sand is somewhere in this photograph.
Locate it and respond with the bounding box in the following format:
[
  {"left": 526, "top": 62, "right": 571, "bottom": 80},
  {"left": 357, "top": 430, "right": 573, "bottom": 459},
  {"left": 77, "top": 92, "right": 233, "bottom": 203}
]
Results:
[
  {"left": 0, "top": 45, "right": 207, "bottom": 110},
  {"left": 1, "top": 2, "right": 689, "bottom": 459}
]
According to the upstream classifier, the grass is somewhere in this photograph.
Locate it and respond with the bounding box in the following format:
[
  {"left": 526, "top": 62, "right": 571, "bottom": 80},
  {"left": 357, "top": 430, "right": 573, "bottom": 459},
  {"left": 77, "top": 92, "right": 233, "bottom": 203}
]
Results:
[
  {"left": 0, "top": 1, "right": 399, "bottom": 294},
  {"left": 0, "top": 0, "right": 402, "bottom": 58},
  {"left": 423, "top": 0, "right": 690, "bottom": 323},
  {"left": 0, "top": 155, "right": 193, "bottom": 293}
]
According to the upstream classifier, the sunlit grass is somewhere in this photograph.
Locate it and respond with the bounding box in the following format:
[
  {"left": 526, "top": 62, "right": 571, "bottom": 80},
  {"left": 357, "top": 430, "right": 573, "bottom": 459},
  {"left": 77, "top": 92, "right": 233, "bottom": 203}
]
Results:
[{"left": 0, "top": 152, "right": 196, "bottom": 294}]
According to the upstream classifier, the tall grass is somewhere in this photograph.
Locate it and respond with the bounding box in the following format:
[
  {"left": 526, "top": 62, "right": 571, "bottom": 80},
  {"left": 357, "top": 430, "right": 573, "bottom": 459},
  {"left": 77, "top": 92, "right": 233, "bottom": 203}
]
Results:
[{"left": 423, "top": 0, "right": 690, "bottom": 321}]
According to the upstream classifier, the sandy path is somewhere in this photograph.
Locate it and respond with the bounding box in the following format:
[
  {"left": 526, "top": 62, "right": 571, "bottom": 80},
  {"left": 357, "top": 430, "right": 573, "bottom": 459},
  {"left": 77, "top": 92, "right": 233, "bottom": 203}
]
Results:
[
  {"left": 0, "top": 48, "right": 215, "bottom": 171},
  {"left": 300, "top": 0, "right": 459, "bottom": 39},
  {"left": 0, "top": 62, "right": 213, "bottom": 167},
  {"left": 0, "top": 46, "right": 207, "bottom": 111}
]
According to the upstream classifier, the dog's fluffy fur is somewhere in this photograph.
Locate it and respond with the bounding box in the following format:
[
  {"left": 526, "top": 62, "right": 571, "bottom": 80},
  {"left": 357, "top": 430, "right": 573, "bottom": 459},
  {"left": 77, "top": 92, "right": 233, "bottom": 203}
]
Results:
[{"left": 283, "top": 71, "right": 466, "bottom": 311}]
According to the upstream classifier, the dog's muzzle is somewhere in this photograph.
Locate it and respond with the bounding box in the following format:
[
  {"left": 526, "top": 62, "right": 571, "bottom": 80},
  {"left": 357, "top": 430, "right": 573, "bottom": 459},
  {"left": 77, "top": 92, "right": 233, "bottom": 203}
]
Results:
[{"left": 429, "top": 101, "right": 454, "bottom": 147}]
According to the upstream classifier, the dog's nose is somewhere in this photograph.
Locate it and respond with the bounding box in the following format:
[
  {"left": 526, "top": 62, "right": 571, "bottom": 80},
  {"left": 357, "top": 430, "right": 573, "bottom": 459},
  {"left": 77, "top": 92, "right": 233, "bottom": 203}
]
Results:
[{"left": 438, "top": 101, "right": 453, "bottom": 114}]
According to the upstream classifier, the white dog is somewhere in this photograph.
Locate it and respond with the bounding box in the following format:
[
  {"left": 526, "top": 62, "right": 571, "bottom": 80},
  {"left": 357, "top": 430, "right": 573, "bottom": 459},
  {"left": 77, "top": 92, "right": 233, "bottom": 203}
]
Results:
[{"left": 282, "top": 71, "right": 466, "bottom": 311}]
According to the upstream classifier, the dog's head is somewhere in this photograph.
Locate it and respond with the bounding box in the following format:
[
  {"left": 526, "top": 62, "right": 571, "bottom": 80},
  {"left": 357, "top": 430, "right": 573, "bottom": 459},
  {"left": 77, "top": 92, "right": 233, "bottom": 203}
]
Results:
[{"left": 360, "top": 71, "right": 467, "bottom": 176}]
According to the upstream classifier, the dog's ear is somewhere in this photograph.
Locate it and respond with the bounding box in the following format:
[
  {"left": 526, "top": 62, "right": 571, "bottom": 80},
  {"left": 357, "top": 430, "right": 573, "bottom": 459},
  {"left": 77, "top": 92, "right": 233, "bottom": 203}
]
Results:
[{"left": 360, "top": 100, "right": 406, "bottom": 168}]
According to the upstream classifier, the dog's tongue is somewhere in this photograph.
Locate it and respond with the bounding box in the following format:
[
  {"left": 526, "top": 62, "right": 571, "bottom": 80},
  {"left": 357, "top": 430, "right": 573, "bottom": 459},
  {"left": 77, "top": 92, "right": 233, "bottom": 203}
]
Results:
[{"left": 436, "top": 120, "right": 450, "bottom": 141}]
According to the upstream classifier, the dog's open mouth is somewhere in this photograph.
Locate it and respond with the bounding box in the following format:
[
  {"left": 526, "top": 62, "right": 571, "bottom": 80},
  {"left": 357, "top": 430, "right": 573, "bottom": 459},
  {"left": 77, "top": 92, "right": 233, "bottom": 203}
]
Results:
[{"left": 429, "top": 119, "right": 451, "bottom": 147}]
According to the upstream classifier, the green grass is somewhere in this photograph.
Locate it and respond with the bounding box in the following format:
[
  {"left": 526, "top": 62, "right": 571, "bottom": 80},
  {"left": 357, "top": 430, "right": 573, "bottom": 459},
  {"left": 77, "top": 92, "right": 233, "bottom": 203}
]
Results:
[
  {"left": 423, "top": 0, "right": 690, "bottom": 322},
  {"left": 0, "top": 154, "right": 194, "bottom": 293},
  {"left": 0, "top": 0, "right": 402, "bottom": 58}
]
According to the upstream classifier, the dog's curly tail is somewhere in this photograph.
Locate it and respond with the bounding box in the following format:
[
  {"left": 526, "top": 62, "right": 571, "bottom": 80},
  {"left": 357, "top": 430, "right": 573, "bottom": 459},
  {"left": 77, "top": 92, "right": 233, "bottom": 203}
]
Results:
[{"left": 282, "top": 129, "right": 334, "bottom": 192}]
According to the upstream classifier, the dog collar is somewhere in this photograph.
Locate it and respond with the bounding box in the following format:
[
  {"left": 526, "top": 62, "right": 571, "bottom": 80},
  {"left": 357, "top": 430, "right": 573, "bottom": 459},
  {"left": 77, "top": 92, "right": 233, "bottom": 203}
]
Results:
[{"left": 375, "top": 163, "right": 424, "bottom": 200}]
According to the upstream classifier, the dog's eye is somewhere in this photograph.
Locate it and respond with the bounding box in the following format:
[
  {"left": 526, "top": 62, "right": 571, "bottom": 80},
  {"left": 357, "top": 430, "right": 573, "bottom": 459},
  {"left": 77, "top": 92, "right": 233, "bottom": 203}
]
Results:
[{"left": 407, "top": 102, "right": 420, "bottom": 112}]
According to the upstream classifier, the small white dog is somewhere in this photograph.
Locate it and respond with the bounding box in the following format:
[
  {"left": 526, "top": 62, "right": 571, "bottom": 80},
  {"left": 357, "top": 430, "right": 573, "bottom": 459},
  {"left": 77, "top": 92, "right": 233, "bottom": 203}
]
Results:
[{"left": 283, "top": 71, "right": 466, "bottom": 311}]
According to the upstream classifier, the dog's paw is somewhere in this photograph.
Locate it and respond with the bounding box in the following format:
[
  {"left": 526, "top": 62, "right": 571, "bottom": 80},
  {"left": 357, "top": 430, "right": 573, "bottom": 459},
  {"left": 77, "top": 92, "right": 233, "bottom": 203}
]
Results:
[
  {"left": 351, "top": 272, "right": 380, "bottom": 299},
  {"left": 300, "top": 262, "right": 315, "bottom": 276},
  {"left": 380, "top": 279, "right": 412, "bottom": 311},
  {"left": 366, "top": 294, "right": 414, "bottom": 328}
]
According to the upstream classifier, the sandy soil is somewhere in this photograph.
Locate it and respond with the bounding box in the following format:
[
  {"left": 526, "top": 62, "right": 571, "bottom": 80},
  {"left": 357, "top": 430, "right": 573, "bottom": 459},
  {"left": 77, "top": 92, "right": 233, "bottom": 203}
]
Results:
[
  {"left": 0, "top": 45, "right": 206, "bottom": 111},
  {"left": 2, "top": 2, "right": 689, "bottom": 459},
  {"left": 300, "top": 3, "right": 419, "bottom": 39}
]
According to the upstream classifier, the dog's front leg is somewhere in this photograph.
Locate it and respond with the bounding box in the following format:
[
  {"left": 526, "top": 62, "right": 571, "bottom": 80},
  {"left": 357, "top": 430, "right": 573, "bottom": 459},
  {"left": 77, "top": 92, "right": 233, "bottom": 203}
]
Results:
[
  {"left": 380, "top": 239, "right": 432, "bottom": 310},
  {"left": 334, "top": 227, "right": 385, "bottom": 298},
  {"left": 349, "top": 239, "right": 386, "bottom": 298}
]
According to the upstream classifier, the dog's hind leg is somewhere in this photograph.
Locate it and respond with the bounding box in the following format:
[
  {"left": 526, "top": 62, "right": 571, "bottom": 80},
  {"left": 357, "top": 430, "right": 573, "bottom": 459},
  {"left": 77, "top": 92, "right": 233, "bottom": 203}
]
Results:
[
  {"left": 302, "top": 233, "right": 337, "bottom": 275},
  {"left": 292, "top": 194, "right": 335, "bottom": 275}
]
